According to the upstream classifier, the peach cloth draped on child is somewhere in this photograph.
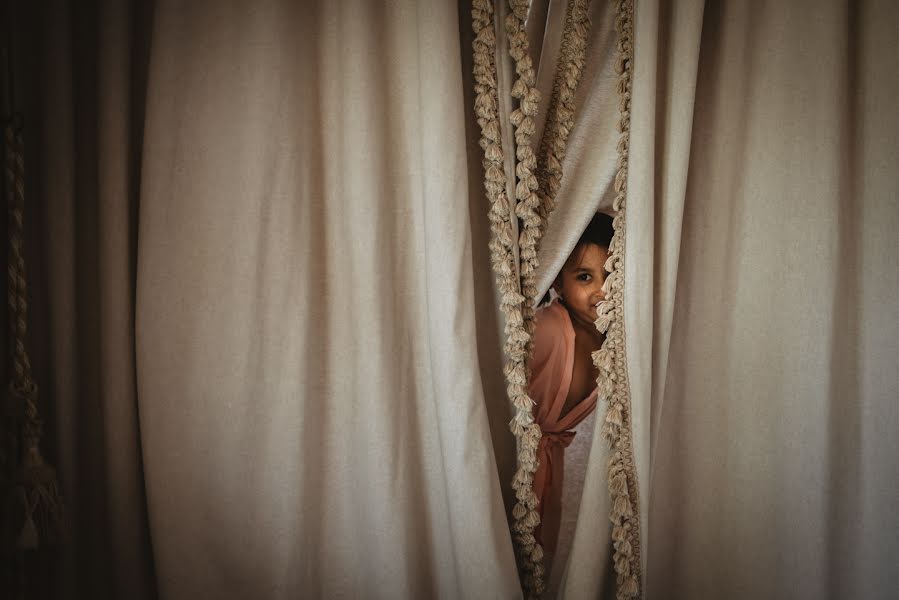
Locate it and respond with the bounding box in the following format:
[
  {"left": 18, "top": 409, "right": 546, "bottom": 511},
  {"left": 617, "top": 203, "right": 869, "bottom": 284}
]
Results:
[{"left": 529, "top": 300, "right": 599, "bottom": 582}]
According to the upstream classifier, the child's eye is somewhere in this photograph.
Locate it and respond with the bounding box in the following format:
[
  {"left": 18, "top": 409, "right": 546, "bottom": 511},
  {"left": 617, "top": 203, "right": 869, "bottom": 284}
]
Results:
[{"left": 576, "top": 274, "right": 592, "bottom": 282}]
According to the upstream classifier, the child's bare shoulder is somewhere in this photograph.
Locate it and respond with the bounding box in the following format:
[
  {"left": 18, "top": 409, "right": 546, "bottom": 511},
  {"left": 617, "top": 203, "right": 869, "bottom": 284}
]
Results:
[{"left": 534, "top": 301, "right": 569, "bottom": 347}]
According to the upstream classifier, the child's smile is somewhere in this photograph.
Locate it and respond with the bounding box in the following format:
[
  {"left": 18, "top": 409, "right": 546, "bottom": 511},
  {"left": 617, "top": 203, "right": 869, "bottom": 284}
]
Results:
[{"left": 554, "top": 243, "right": 609, "bottom": 334}]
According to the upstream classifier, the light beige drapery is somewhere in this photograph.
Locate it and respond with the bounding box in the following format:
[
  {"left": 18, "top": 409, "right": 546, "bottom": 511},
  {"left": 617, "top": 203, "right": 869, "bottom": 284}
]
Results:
[
  {"left": 526, "top": 0, "right": 899, "bottom": 598},
  {"left": 638, "top": 2, "right": 899, "bottom": 598},
  {"left": 13, "top": 0, "right": 521, "bottom": 598},
  {"left": 4, "top": 0, "right": 898, "bottom": 598}
]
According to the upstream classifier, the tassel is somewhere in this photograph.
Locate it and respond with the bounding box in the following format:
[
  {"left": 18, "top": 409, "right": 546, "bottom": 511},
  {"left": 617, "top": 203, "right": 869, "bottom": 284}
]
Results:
[
  {"left": 614, "top": 535, "right": 632, "bottom": 556},
  {"left": 613, "top": 493, "right": 633, "bottom": 519},
  {"left": 605, "top": 402, "right": 623, "bottom": 427},
  {"left": 615, "top": 554, "right": 631, "bottom": 576},
  {"left": 509, "top": 0, "right": 529, "bottom": 20},
  {"left": 602, "top": 270, "right": 618, "bottom": 296},
  {"left": 621, "top": 575, "right": 639, "bottom": 597},
  {"left": 485, "top": 164, "right": 505, "bottom": 183},
  {"left": 512, "top": 502, "right": 528, "bottom": 520},
  {"left": 475, "top": 24, "right": 496, "bottom": 45},
  {"left": 593, "top": 348, "right": 614, "bottom": 371},
  {"left": 17, "top": 512, "right": 38, "bottom": 549},
  {"left": 610, "top": 471, "right": 628, "bottom": 496},
  {"left": 595, "top": 301, "right": 614, "bottom": 333},
  {"left": 513, "top": 467, "right": 532, "bottom": 488},
  {"left": 511, "top": 77, "right": 528, "bottom": 99},
  {"left": 17, "top": 446, "right": 65, "bottom": 546},
  {"left": 605, "top": 252, "right": 619, "bottom": 273},
  {"left": 524, "top": 87, "right": 541, "bottom": 109},
  {"left": 601, "top": 421, "right": 617, "bottom": 443}
]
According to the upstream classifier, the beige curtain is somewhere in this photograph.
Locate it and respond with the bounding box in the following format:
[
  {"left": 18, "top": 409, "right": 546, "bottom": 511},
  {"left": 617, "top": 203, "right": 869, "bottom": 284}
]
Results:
[
  {"left": 135, "top": 1, "right": 520, "bottom": 597},
  {"left": 529, "top": 0, "right": 899, "bottom": 598},
  {"left": 6, "top": 0, "right": 897, "bottom": 598},
  {"left": 641, "top": 1, "right": 899, "bottom": 598},
  {"left": 17, "top": 0, "right": 521, "bottom": 598}
]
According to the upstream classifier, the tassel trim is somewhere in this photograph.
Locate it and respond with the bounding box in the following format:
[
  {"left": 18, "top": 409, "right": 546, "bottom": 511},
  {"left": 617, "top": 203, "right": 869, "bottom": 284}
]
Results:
[
  {"left": 474, "top": 0, "right": 598, "bottom": 597},
  {"left": 471, "top": 3, "right": 546, "bottom": 595},
  {"left": 592, "top": 1, "right": 643, "bottom": 598}
]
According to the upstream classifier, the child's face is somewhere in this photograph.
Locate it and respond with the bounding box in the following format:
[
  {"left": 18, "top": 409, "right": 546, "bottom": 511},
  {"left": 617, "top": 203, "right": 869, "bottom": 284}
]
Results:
[{"left": 553, "top": 243, "right": 609, "bottom": 328}]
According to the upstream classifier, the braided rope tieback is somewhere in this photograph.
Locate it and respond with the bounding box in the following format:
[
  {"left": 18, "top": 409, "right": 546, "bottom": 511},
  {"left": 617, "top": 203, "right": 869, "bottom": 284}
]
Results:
[{"left": 3, "top": 121, "right": 64, "bottom": 551}]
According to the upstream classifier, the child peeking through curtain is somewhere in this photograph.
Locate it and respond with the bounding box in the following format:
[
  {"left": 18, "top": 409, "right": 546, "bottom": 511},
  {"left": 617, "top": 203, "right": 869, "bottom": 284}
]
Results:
[{"left": 529, "top": 211, "right": 614, "bottom": 595}]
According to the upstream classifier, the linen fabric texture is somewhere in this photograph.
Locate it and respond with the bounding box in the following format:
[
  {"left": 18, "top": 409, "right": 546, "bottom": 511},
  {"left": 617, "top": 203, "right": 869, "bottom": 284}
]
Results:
[{"left": 5, "top": 0, "right": 898, "bottom": 598}]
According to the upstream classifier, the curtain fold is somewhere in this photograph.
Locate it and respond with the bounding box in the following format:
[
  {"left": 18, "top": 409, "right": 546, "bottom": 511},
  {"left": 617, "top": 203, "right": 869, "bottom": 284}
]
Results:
[
  {"left": 642, "top": 1, "right": 899, "bottom": 598},
  {"left": 529, "top": 1, "right": 898, "bottom": 598},
  {"left": 532, "top": 0, "right": 622, "bottom": 304},
  {"left": 19, "top": 0, "right": 523, "bottom": 598},
  {"left": 16, "top": 0, "right": 158, "bottom": 598},
  {"left": 6, "top": 0, "right": 898, "bottom": 598},
  {"left": 133, "top": 1, "right": 519, "bottom": 598},
  {"left": 624, "top": 0, "right": 705, "bottom": 589}
]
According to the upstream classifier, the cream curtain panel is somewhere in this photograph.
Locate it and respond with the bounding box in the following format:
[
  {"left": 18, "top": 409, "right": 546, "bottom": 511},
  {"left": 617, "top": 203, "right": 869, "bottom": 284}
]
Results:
[
  {"left": 18, "top": 0, "right": 520, "bottom": 598},
  {"left": 4, "top": 0, "right": 897, "bottom": 599},
  {"left": 529, "top": 0, "right": 899, "bottom": 598},
  {"left": 636, "top": 2, "right": 899, "bottom": 598}
]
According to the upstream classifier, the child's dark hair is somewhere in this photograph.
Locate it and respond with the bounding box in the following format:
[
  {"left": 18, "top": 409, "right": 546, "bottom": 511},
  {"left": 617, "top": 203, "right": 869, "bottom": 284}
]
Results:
[
  {"left": 539, "top": 212, "right": 614, "bottom": 305},
  {"left": 577, "top": 211, "right": 614, "bottom": 250}
]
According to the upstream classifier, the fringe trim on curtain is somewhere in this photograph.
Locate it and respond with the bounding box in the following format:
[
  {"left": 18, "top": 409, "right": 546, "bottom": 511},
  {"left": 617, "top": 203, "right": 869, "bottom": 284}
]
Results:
[
  {"left": 473, "top": 1, "right": 591, "bottom": 597},
  {"left": 535, "top": 0, "right": 590, "bottom": 227},
  {"left": 504, "top": 2, "right": 549, "bottom": 595},
  {"left": 504, "top": 0, "right": 542, "bottom": 358},
  {"left": 591, "top": 1, "right": 642, "bottom": 598},
  {"left": 471, "top": 2, "right": 547, "bottom": 596}
]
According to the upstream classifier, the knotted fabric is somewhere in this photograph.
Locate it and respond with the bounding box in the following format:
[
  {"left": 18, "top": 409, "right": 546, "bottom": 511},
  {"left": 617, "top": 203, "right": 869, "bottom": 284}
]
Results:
[{"left": 529, "top": 301, "right": 598, "bottom": 560}]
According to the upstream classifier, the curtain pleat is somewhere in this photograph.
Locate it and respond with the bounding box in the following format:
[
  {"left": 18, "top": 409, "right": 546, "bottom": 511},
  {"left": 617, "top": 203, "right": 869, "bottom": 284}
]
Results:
[
  {"left": 526, "top": 1, "right": 899, "bottom": 598},
  {"left": 133, "top": 1, "right": 519, "bottom": 598},
  {"left": 616, "top": 1, "right": 899, "bottom": 599},
  {"left": 16, "top": 0, "right": 158, "bottom": 598}
]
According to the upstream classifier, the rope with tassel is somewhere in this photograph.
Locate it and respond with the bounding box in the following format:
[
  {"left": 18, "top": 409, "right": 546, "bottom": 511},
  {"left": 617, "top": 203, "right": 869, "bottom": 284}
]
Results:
[{"left": 3, "top": 119, "right": 64, "bottom": 554}]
